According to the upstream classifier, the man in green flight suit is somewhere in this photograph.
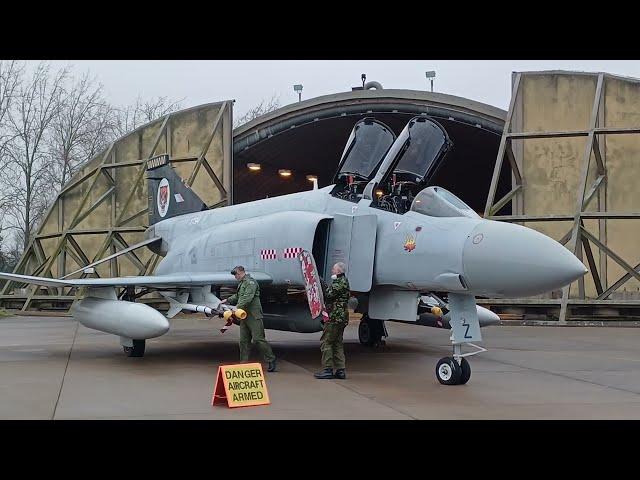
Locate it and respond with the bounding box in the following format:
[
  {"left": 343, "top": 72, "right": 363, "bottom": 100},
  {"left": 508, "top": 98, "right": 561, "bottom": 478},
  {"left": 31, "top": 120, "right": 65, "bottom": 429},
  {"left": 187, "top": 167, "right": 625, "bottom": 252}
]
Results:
[
  {"left": 221, "top": 265, "right": 277, "bottom": 372},
  {"left": 314, "top": 262, "right": 351, "bottom": 380}
]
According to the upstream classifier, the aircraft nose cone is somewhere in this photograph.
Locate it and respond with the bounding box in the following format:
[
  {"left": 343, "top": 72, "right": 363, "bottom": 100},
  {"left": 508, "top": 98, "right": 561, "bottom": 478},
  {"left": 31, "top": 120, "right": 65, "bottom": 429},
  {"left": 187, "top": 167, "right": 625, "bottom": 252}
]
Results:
[{"left": 463, "top": 221, "right": 588, "bottom": 297}]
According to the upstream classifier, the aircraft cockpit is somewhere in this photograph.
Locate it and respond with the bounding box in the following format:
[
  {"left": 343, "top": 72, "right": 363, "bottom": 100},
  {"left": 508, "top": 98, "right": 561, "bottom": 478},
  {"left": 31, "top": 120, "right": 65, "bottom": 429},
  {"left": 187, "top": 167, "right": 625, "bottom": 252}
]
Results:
[
  {"left": 367, "top": 116, "right": 453, "bottom": 214},
  {"left": 330, "top": 118, "right": 396, "bottom": 202},
  {"left": 331, "top": 115, "right": 455, "bottom": 215}
]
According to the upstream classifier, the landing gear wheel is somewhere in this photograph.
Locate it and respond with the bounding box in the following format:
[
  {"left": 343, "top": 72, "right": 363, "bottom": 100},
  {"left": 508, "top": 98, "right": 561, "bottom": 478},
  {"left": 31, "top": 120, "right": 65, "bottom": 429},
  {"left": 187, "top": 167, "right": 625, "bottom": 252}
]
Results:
[
  {"left": 123, "top": 339, "right": 145, "bottom": 357},
  {"left": 358, "top": 315, "right": 384, "bottom": 347},
  {"left": 436, "top": 357, "right": 462, "bottom": 385},
  {"left": 459, "top": 357, "right": 471, "bottom": 385}
]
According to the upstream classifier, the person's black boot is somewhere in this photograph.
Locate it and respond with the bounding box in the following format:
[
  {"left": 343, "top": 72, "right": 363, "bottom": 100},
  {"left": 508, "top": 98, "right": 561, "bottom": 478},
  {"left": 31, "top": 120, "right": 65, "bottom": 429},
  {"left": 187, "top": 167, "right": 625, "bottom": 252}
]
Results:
[
  {"left": 267, "top": 359, "right": 277, "bottom": 372},
  {"left": 314, "top": 368, "right": 334, "bottom": 379},
  {"left": 334, "top": 369, "right": 346, "bottom": 379}
]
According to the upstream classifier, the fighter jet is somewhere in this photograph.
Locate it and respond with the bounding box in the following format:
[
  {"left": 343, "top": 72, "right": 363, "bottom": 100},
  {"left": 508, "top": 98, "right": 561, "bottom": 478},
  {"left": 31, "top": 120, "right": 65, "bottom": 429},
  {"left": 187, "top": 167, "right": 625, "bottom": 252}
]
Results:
[{"left": 0, "top": 116, "right": 587, "bottom": 385}]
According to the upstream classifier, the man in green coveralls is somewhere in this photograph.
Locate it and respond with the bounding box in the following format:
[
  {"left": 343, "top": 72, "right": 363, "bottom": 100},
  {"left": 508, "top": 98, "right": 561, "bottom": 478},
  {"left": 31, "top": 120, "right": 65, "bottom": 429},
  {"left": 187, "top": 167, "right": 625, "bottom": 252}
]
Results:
[
  {"left": 314, "top": 262, "right": 351, "bottom": 380},
  {"left": 221, "top": 265, "right": 277, "bottom": 372}
]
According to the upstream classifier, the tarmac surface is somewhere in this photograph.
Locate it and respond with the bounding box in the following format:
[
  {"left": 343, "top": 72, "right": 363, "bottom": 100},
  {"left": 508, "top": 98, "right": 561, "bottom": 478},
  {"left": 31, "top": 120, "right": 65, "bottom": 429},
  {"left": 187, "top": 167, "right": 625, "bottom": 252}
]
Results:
[{"left": 1, "top": 314, "right": 640, "bottom": 419}]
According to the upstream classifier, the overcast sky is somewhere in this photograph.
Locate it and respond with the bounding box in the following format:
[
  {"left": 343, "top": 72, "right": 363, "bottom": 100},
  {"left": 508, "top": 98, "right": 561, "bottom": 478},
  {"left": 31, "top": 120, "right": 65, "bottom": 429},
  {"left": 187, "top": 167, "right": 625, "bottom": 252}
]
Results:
[{"left": 43, "top": 60, "right": 640, "bottom": 118}]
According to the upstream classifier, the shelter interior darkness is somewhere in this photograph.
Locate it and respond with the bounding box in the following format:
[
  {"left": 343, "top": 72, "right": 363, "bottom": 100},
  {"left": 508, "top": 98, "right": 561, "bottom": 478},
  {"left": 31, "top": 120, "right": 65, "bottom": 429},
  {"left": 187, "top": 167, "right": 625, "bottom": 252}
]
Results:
[{"left": 233, "top": 113, "right": 510, "bottom": 215}]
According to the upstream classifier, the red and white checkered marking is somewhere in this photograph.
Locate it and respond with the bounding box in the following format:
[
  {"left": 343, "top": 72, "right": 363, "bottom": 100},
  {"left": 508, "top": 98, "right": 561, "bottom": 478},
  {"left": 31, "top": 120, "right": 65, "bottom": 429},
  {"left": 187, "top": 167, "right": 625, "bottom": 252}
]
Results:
[
  {"left": 260, "top": 249, "right": 277, "bottom": 260},
  {"left": 283, "top": 247, "right": 303, "bottom": 259}
]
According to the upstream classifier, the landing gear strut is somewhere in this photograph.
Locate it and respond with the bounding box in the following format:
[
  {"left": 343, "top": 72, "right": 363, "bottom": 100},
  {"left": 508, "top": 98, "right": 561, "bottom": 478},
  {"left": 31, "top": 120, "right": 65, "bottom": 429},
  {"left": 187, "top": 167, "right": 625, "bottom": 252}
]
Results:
[
  {"left": 120, "top": 287, "right": 146, "bottom": 357},
  {"left": 358, "top": 315, "right": 386, "bottom": 347},
  {"left": 123, "top": 339, "right": 146, "bottom": 357},
  {"left": 435, "top": 343, "right": 483, "bottom": 385}
]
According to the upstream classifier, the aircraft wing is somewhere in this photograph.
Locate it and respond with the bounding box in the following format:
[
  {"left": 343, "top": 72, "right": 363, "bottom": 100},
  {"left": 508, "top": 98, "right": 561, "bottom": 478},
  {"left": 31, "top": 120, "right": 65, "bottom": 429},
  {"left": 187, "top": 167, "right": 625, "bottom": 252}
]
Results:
[{"left": 0, "top": 272, "right": 273, "bottom": 288}]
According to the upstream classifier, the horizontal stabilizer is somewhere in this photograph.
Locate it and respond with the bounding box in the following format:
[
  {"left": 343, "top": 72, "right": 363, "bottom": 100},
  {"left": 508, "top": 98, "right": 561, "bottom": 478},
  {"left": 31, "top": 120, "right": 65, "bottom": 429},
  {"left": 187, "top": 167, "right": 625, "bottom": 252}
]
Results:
[{"left": 61, "top": 237, "right": 162, "bottom": 279}]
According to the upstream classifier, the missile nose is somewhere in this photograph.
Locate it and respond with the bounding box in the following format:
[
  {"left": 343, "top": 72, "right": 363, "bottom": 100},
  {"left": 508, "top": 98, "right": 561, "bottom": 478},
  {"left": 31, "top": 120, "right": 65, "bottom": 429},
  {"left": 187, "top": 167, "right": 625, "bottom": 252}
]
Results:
[{"left": 463, "top": 220, "right": 588, "bottom": 297}]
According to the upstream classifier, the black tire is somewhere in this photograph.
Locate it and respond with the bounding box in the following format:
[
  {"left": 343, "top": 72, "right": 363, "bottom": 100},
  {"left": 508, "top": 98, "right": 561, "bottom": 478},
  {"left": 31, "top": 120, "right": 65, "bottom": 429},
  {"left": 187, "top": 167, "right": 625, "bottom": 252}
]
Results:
[
  {"left": 459, "top": 357, "right": 471, "bottom": 385},
  {"left": 123, "top": 339, "right": 146, "bottom": 357},
  {"left": 358, "top": 315, "right": 383, "bottom": 346},
  {"left": 436, "top": 357, "right": 462, "bottom": 385}
]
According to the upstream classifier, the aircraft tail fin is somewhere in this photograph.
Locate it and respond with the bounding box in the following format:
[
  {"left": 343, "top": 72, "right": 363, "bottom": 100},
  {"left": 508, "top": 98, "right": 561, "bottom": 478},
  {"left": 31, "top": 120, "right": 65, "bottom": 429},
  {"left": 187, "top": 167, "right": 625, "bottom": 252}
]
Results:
[{"left": 146, "top": 154, "right": 208, "bottom": 225}]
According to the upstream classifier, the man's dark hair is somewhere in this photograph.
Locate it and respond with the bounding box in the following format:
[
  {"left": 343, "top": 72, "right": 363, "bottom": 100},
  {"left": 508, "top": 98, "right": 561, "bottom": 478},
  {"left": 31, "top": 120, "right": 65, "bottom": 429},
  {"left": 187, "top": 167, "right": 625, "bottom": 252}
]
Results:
[{"left": 231, "top": 265, "right": 245, "bottom": 275}]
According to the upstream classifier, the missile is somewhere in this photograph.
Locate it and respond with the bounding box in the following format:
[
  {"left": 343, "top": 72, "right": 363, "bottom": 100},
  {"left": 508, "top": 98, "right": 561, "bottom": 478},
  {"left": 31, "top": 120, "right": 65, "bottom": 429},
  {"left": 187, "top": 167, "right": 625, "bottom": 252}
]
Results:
[
  {"left": 418, "top": 305, "right": 500, "bottom": 329},
  {"left": 71, "top": 297, "right": 170, "bottom": 339},
  {"left": 161, "top": 293, "right": 246, "bottom": 333},
  {"left": 419, "top": 295, "right": 500, "bottom": 329}
]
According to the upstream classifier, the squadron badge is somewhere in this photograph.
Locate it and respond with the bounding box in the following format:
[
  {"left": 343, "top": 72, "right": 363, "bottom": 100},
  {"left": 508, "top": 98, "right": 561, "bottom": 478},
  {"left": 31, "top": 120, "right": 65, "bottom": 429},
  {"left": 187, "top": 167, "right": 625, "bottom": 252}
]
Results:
[
  {"left": 157, "top": 178, "right": 170, "bottom": 218},
  {"left": 404, "top": 234, "right": 416, "bottom": 252}
]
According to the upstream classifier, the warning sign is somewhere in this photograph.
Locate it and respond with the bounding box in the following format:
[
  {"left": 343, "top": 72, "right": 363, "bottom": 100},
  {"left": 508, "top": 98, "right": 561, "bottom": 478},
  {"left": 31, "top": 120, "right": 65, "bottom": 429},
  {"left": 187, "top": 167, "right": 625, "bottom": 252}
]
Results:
[{"left": 211, "top": 363, "right": 271, "bottom": 408}]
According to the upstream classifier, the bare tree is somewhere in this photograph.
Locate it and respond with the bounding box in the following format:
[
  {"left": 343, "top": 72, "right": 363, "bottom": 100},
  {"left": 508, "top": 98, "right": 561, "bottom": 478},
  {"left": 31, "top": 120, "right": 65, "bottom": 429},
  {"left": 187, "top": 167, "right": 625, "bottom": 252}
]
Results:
[
  {"left": 0, "top": 61, "right": 22, "bottom": 259},
  {"left": 0, "top": 63, "right": 184, "bottom": 260},
  {"left": 234, "top": 94, "right": 281, "bottom": 128},
  {"left": 0, "top": 62, "right": 68, "bottom": 250},
  {"left": 0, "top": 61, "right": 22, "bottom": 148},
  {"left": 46, "top": 71, "right": 116, "bottom": 190},
  {"left": 113, "top": 95, "right": 183, "bottom": 137}
]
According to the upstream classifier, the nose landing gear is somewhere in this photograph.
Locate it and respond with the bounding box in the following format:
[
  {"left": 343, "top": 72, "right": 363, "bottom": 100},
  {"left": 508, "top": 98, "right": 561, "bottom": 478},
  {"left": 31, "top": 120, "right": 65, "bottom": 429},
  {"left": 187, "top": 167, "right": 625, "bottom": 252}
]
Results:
[
  {"left": 436, "top": 343, "right": 484, "bottom": 385},
  {"left": 435, "top": 293, "right": 485, "bottom": 386}
]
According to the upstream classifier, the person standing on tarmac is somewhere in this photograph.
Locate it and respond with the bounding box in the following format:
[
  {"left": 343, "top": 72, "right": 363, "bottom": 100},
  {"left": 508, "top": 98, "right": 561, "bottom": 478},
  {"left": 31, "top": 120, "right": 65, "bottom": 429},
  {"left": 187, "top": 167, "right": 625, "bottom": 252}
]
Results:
[
  {"left": 221, "top": 265, "right": 277, "bottom": 372},
  {"left": 314, "top": 262, "right": 351, "bottom": 380}
]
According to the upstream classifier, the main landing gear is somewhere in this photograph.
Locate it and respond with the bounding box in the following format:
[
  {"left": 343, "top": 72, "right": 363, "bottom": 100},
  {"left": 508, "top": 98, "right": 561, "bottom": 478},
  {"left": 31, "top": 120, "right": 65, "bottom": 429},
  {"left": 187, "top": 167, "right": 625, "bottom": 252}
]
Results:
[
  {"left": 123, "top": 339, "right": 146, "bottom": 357},
  {"left": 358, "top": 315, "right": 387, "bottom": 347},
  {"left": 120, "top": 286, "right": 147, "bottom": 358},
  {"left": 435, "top": 343, "right": 485, "bottom": 385}
]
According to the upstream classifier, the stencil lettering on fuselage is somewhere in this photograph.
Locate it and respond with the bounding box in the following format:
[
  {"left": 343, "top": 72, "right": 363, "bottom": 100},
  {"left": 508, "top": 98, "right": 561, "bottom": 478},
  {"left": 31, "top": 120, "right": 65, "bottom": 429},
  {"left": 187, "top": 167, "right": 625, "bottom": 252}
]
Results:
[{"left": 207, "top": 238, "right": 256, "bottom": 271}]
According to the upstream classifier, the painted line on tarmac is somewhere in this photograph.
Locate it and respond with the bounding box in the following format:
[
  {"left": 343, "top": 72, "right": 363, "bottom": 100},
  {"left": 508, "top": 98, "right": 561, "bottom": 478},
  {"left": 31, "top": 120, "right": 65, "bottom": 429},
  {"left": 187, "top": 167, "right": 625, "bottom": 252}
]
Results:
[{"left": 52, "top": 321, "right": 79, "bottom": 420}]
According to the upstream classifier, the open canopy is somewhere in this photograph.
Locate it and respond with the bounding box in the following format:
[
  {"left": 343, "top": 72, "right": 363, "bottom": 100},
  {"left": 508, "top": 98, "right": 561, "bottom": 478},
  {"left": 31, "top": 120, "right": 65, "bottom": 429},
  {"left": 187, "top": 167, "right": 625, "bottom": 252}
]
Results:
[{"left": 333, "top": 118, "right": 396, "bottom": 182}]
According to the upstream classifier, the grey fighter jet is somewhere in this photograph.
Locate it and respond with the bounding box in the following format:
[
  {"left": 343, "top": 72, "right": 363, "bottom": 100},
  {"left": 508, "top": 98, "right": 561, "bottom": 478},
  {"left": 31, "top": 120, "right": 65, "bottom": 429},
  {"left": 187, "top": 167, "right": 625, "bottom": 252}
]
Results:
[{"left": 0, "top": 116, "right": 587, "bottom": 385}]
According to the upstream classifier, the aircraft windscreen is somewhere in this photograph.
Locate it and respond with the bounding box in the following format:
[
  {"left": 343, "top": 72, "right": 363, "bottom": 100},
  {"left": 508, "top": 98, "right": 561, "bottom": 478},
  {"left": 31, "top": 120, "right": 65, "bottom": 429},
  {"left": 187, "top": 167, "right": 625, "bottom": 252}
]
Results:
[
  {"left": 393, "top": 118, "right": 449, "bottom": 179},
  {"left": 337, "top": 120, "right": 395, "bottom": 180},
  {"left": 436, "top": 188, "right": 473, "bottom": 210},
  {"left": 410, "top": 186, "right": 479, "bottom": 218}
]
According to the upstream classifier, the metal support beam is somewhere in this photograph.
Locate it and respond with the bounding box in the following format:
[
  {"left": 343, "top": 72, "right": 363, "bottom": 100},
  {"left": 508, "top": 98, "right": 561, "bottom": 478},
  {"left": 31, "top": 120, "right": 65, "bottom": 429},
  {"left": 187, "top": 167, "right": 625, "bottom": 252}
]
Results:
[
  {"left": 508, "top": 130, "right": 590, "bottom": 140},
  {"left": 559, "top": 73, "right": 605, "bottom": 323},
  {"left": 70, "top": 186, "right": 115, "bottom": 229},
  {"left": 558, "top": 228, "right": 574, "bottom": 246},
  {"left": 119, "top": 208, "right": 149, "bottom": 227},
  {"left": 504, "top": 141, "right": 522, "bottom": 185},
  {"left": 592, "top": 135, "right": 606, "bottom": 175},
  {"left": 582, "top": 175, "right": 606, "bottom": 211},
  {"left": 597, "top": 260, "right": 640, "bottom": 300},
  {"left": 201, "top": 156, "right": 227, "bottom": 198},
  {"left": 64, "top": 241, "right": 90, "bottom": 274},
  {"left": 484, "top": 73, "right": 522, "bottom": 217},
  {"left": 115, "top": 115, "right": 171, "bottom": 226},
  {"left": 187, "top": 102, "right": 227, "bottom": 187},
  {"left": 112, "top": 233, "right": 146, "bottom": 273},
  {"left": 581, "top": 233, "right": 603, "bottom": 296},
  {"left": 490, "top": 185, "right": 522, "bottom": 216},
  {"left": 581, "top": 227, "right": 640, "bottom": 291},
  {"left": 18, "top": 144, "right": 116, "bottom": 310}
]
